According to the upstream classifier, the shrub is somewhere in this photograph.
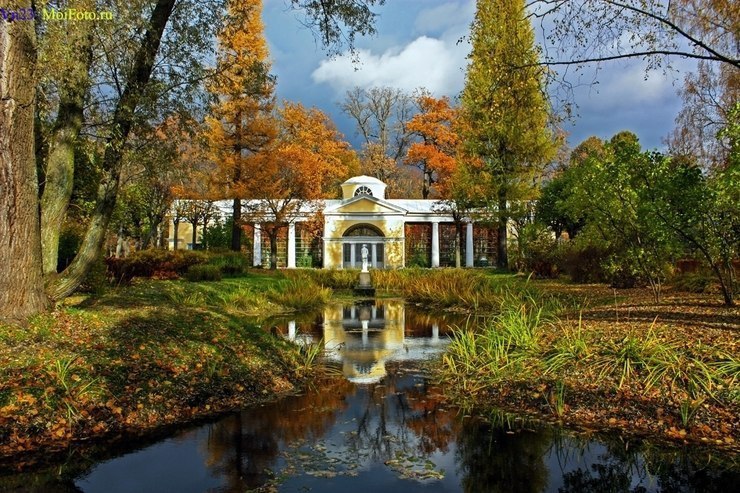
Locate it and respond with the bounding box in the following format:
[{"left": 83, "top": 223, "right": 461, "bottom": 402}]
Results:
[
  {"left": 512, "top": 223, "right": 560, "bottom": 278},
  {"left": 185, "top": 264, "right": 223, "bottom": 282},
  {"left": 106, "top": 249, "right": 208, "bottom": 283},
  {"left": 208, "top": 252, "right": 251, "bottom": 275},
  {"left": 557, "top": 238, "right": 611, "bottom": 284},
  {"left": 671, "top": 271, "right": 714, "bottom": 293}
]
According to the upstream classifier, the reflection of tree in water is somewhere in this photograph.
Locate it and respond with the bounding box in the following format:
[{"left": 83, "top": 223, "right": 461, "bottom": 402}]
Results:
[
  {"left": 558, "top": 434, "right": 740, "bottom": 493},
  {"left": 343, "top": 363, "right": 459, "bottom": 466},
  {"left": 201, "top": 378, "right": 355, "bottom": 491},
  {"left": 455, "top": 419, "right": 550, "bottom": 493},
  {"left": 559, "top": 461, "right": 648, "bottom": 493},
  {"left": 402, "top": 373, "right": 459, "bottom": 455},
  {"left": 649, "top": 451, "right": 740, "bottom": 492}
]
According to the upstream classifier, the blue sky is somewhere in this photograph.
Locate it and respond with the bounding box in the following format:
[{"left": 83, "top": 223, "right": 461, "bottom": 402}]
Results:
[{"left": 262, "top": 0, "right": 689, "bottom": 153}]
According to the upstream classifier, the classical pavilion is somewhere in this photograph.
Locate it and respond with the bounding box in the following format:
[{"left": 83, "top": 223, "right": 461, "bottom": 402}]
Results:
[{"left": 167, "top": 175, "right": 498, "bottom": 269}]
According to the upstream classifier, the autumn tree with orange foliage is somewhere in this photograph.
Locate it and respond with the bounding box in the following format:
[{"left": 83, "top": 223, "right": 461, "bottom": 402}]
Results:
[
  {"left": 246, "top": 102, "right": 357, "bottom": 269},
  {"left": 204, "top": 0, "right": 277, "bottom": 251},
  {"left": 405, "top": 94, "right": 461, "bottom": 199}
]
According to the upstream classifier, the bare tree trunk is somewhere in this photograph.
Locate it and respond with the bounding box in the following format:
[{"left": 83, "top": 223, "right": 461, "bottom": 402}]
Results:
[
  {"left": 497, "top": 193, "right": 508, "bottom": 269},
  {"left": 191, "top": 219, "right": 198, "bottom": 249},
  {"left": 45, "top": 0, "right": 177, "bottom": 301},
  {"left": 173, "top": 220, "right": 180, "bottom": 250},
  {"left": 0, "top": 9, "right": 50, "bottom": 322},
  {"left": 40, "top": 19, "right": 94, "bottom": 275},
  {"left": 455, "top": 222, "right": 462, "bottom": 268}
]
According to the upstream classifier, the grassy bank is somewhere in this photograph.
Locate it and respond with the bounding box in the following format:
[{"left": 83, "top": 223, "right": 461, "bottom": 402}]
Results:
[
  {"left": 438, "top": 282, "right": 740, "bottom": 451},
  {"left": 2, "top": 265, "right": 737, "bottom": 464},
  {"left": 0, "top": 272, "right": 331, "bottom": 464}
]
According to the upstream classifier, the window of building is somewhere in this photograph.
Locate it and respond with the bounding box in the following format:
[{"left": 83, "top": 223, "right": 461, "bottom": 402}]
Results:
[{"left": 354, "top": 185, "right": 373, "bottom": 197}]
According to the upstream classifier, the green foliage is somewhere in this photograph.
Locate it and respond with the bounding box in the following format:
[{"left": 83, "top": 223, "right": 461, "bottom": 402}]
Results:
[
  {"left": 185, "top": 264, "right": 223, "bottom": 282},
  {"left": 548, "top": 129, "right": 738, "bottom": 304},
  {"left": 556, "top": 133, "right": 682, "bottom": 299},
  {"left": 201, "top": 218, "right": 236, "bottom": 250},
  {"left": 536, "top": 174, "right": 584, "bottom": 239},
  {"left": 407, "top": 247, "right": 430, "bottom": 268},
  {"left": 106, "top": 249, "right": 208, "bottom": 283}
]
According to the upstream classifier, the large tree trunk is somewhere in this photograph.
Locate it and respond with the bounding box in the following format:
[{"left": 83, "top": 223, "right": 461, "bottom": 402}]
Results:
[
  {"left": 45, "top": 0, "right": 177, "bottom": 301},
  {"left": 191, "top": 219, "right": 198, "bottom": 249},
  {"left": 269, "top": 230, "right": 278, "bottom": 270},
  {"left": 40, "top": 17, "right": 94, "bottom": 275},
  {"left": 497, "top": 192, "right": 508, "bottom": 269},
  {"left": 0, "top": 7, "right": 50, "bottom": 322},
  {"left": 231, "top": 109, "right": 243, "bottom": 252},
  {"left": 231, "top": 198, "right": 242, "bottom": 251}
]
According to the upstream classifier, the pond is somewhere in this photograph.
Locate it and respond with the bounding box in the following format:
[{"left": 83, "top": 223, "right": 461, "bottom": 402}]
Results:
[{"left": 1, "top": 300, "right": 738, "bottom": 492}]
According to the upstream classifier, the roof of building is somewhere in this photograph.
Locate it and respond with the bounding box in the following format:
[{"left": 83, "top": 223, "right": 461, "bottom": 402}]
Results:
[{"left": 341, "top": 175, "right": 386, "bottom": 186}]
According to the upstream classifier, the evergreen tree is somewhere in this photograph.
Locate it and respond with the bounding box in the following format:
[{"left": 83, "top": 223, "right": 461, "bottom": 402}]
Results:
[
  {"left": 461, "top": 0, "right": 559, "bottom": 268},
  {"left": 204, "top": 0, "right": 277, "bottom": 251}
]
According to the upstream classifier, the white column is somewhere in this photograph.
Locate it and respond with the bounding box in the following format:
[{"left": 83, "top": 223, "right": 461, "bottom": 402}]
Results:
[
  {"left": 371, "top": 243, "right": 377, "bottom": 268},
  {"left": 288, "top": 320, "right": 296, "bottom": 341},
  {"left": 253, "top": 223, "right": 262, "bottom": 267},
  {"left": 432, "top": 323, "right": 439, "bottom": 343},
  {"left": 350, "top": 243, "right": 356, "bottom": 267},
  {"left": 466, "top": 221, "right": 474, "bottom": 267},
  {"left": 431, "top": 221, "right": 440, "bottom": 268},
  {"left": 288, "top": 222, "right": 296, "bottom": 268}
]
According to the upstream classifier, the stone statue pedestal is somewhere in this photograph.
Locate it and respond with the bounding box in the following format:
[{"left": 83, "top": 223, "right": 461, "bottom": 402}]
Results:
[{"left": 354, "top": 271, "right": 376, "bottom": 297}]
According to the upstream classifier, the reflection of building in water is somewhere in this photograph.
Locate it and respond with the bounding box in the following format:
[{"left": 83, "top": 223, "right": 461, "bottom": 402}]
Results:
[{"left": 320, "top": 301, "right": 447, "bottom": 384}]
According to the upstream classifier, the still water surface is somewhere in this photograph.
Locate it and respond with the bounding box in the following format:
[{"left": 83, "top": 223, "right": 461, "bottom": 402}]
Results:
[{"left": 3, "top": 300, "right": 738, "bottom": 492}]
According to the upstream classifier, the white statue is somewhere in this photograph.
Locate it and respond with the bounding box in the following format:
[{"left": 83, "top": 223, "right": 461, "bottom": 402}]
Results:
[{"left": 361, "top": 244, "right": 369, "bottom": 272}]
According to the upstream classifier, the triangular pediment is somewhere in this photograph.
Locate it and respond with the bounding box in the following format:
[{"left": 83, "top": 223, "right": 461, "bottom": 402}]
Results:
[{"left": 324, "top": 196, "right": 408, "bottom": 215}]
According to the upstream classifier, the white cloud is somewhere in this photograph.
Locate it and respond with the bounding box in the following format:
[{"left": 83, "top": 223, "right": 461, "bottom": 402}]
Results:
[{"left": 311, "top": 35, "right": 468, "bottom": 97}]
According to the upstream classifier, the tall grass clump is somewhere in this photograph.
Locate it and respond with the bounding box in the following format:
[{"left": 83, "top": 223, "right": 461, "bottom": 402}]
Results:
[
  {"left": 268, "top": 279, "right": 332, "bottom": 311},
  {"left": 593, "top": 329, "right": 666, "bottom": 390},
  {"left": 544, "top": 315, "right": 591, "bottom": 375},
  {"left": 441, "top": 296, "right": 550, "bottom": 396},
  {"left": 403, "top": 270, "right": 501, "bottom": 310},
  {"left": 218, "top": 285, "right": 273, "bottom": 313},
  {"left": 287, "top": 269, "right": 358, "bottom": 289}
]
